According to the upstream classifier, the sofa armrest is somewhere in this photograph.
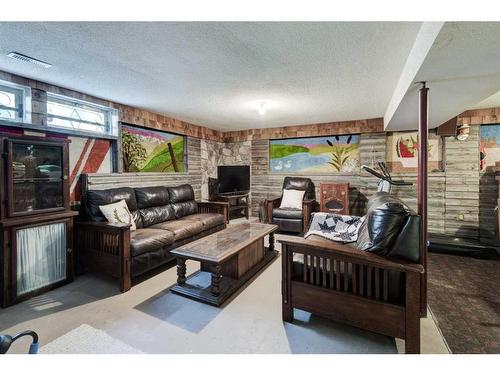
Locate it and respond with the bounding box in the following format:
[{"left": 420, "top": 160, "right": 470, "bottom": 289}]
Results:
[
  {"left": 197, "top": 201, "right": 229, "bottom": 224},
  {"left": 302, "top": 199, "right": 315, "bottom": 231},
  {"left": 278, "top": 234, "right": 424, "bottom": 274},
  {"left": 266, "top": 197, "right": 282, "bottom": 223},
  {"left": 75, "top": 221, "right": 132, "bottom": 292}
]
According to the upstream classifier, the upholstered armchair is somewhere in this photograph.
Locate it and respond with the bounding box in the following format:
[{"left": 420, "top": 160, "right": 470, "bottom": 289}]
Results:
[{"left": 266, "top": 177, "right": 316, "bottom": 234}]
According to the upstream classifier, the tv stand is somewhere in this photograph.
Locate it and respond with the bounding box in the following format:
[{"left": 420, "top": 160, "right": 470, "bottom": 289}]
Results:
[{"left": 213, "top": 191, "right": 250, "bottom": 220}]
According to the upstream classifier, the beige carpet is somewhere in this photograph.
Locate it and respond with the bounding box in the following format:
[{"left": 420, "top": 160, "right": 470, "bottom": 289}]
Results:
[{"left": 40, "top": 324, "right": 144, "bottom": 354}]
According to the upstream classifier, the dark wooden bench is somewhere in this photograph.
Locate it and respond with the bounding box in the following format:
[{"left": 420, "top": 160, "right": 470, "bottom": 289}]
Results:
[{"left": 279, "top": 235, "right": 424, "bottom": 354}]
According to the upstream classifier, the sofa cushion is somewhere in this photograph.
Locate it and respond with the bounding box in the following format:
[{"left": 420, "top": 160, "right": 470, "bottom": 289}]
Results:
[
  {"left": 139, "top": 205, "right": 175, "bottom": 227},
  {"left": 151, "top": 220, "right": 203, "bottom": 241},
  {"left": 99, "top": 199, "right": 136, "bottom": 231},
  {"left": 131, "top": 210, "right": 143, "bottom": 229},
  {"left": 135, "top": 186, "right": 170, "bottom": 208},
  {"left": 85, "top": 187, "right": 137, "bottom": 222},
  {"left": 180, "top": 213, "right": 225, "bottom": 229},
  {"left": 273, "top": 207, "right": 303, "bottom": 219},
  {"left": 130, "top": 228, "right": 174, "bottom": 257},
  {"left": 356, "top": 192, "right": 410, "bottom": 254},
  {"left": 272, "top": 217, "right": 303, "bottom": 233},
  {"left": 168, "top": 184, "right": 195, "bottom": 203},
  {"left": 171, "top": 201, "right": 198, "bottom": 218}
]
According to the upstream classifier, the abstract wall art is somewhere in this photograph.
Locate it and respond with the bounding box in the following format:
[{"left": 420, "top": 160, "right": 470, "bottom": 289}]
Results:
[
  {"left": 269, "top": 135, "right": 360, "bottom": 174},
  {"left": 121, "top": 124, "right": 186, "bottom": 173}
]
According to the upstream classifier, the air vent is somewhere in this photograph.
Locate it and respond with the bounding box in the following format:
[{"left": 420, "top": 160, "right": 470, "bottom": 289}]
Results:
[{"left": 7, "top": 52, "right": 52, "bottom": 68}]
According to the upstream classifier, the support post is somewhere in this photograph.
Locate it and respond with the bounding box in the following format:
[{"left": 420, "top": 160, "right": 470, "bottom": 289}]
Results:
[{"left": 418, "top": 83, "right": 428, "bottom": 317}]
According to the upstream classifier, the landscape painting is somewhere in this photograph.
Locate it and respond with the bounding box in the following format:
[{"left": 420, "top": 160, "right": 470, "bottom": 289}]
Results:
[
  {"left": 121, "top": 124, "right": 186, "bottom": 173},
  {"left": 269, "top": 135, "right": 360, "bottom": 173},
  {"left": 480, "top": 124, "right": 500, "bottom": 171},
  {"left": 386, "top": 131, "right": 442, "bottom": 173}
]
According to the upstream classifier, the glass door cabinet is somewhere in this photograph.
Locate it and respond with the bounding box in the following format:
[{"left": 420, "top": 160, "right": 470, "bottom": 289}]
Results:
[{"left": 0, "top": 135, "right": 77, "bottom": 307}]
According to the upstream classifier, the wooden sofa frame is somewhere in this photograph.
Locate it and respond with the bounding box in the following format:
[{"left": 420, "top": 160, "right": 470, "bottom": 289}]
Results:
[
  {"left": 279, "top": 235, "right": 424, "bottom": 354},
  {"left": 75, "top": 201, "right": 229, "bottom": 292}
]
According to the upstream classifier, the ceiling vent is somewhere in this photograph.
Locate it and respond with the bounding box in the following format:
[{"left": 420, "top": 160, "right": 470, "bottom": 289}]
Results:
[{"left": 7, "top": 52, "right": 52, "bottom": 68}]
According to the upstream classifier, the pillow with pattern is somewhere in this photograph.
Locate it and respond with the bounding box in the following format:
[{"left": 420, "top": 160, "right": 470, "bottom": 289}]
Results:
[{"left": 99, "top": 199, "right": 136, "bottom": 231}]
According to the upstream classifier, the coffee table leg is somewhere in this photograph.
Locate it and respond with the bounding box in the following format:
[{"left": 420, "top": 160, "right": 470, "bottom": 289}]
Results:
[
  {"left": 269, "top": 232, "right": 275, "bottom": 252},
  {"left": 211, "top": 265, "right": 221, "bottom": 296},
  {"left": 177, "top": 258, "right": 186, "bottom": 285}
]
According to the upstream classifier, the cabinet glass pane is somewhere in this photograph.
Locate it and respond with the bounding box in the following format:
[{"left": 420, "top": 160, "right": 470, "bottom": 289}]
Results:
[
  {"left": 16, "top": 222, "right": 67, "bottom": 296},
  {"left": 11, "top": 142, "right": 64, "bottom": 213}
]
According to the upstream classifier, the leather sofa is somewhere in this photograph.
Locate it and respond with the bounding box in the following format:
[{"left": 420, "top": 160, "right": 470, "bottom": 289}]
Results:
[
  {"left": 266, "top": 177, "right": 317, "bottom": 234},
  {"left": 76, "top": 184, "right": 229, "bottom": 292},
  {"left": 279, "top": 192, "right": 424, "bottom": 353}
]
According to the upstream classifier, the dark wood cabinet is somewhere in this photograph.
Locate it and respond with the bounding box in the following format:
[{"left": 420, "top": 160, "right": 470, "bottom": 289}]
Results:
[
  {"left": 0, "top": 135, "right": 77, "bottom": 307},
  {"left": 319, "top": 183, "right": 350, "bottom": 215}
]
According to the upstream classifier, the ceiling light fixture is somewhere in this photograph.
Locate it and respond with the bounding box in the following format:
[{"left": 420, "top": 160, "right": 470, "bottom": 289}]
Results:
[
  {"left": 257, "top": 102, "right": 268, "bottom": 115},
  {"left": 7, "top": 52, "right": 52, "bottom": 68}
]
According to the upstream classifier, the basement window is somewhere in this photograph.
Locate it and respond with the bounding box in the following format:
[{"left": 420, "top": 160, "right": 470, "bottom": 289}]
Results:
[
  {"left": 46, "top": 93, "right": 118, "bottom": 137},
  {"left": 0, "top": 79, "right": 31, "bottom": 123}
]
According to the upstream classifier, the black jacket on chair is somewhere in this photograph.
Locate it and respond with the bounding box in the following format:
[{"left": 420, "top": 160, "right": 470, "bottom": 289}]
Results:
[{"left": 266, "top": 177, "right": 316, "bottom": 234}]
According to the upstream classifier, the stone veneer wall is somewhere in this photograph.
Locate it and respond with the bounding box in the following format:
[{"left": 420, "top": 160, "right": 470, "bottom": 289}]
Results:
[{"left": 200, "top": 140, "right": 251, "bottom": 200}]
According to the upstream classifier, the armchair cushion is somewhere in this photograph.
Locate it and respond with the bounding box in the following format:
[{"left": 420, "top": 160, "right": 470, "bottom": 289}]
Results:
[
  {"left": 282, "top": 177, "right": 315, "bottom": 200},
  {"left": 273, "top": 207, "right": 303, "bottom": 219},
  {"left": 280, "top": 189, "right": 305, "bottom": 210},
  {"left": 130, "top": 228, "right": 174, "bottom": 257}
]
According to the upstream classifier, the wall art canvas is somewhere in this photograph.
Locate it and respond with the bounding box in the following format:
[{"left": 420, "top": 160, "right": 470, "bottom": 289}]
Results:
[
  {"left": 480, "top": 124, "right": 500, "bottom": 171},
  {"left": 269, "top": 135, "right": 360, "bottom": 173},
  {"left": 121, "top": 124, "right": 186, "bottom": 173},
  {"left": 386, "top": 131, "right": 442, "bottom": 172}
]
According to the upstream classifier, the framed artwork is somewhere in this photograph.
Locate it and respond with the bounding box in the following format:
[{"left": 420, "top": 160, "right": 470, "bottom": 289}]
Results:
[
  {"left": 480, "top": 124, "right": 500, "bottom": 171},
  {"left": 386, "top": 131, "right": 443, "bottom": 173},
  {"left": 120, "top": 123, "right": 186, "bottom": 173},
  {"left": 269, "top": 134, "right": 360, "bottom": 173}
]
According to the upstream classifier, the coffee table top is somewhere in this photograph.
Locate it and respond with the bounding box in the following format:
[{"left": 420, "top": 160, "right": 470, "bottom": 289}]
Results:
[{"left": 171, "top": 222, "right": 278, "bottom": 263}]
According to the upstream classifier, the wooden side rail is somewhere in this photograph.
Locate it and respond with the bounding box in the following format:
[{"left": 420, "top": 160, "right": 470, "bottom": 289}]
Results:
[
  {"left": 198, "top": 201, "right": 230, "bottom": 224},
  {"left": 279, "top": 235, "right": 423, "bottom": 354},
  {"left": 75, "top": 221, "right": 132, "bottom": 292}
]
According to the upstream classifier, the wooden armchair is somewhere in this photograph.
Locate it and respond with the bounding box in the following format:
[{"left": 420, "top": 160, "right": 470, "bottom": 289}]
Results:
[{"left": 279, "top": 235, "right": 424, "bottom": 354}]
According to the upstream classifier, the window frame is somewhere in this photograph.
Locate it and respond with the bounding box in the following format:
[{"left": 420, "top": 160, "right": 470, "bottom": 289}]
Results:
[
  {"left": 46, "top": 92, "right": 119, "bottom": 139},
  {"left": 0, "top": 79, "right": 31, "bottom": 124}
]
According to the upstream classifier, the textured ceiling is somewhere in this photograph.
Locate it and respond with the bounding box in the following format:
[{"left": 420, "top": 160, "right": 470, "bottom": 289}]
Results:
[
  {"left": 386, "top": 22, "right": 500, "bottom": 130},
  {"left": 0, "top": 22, "right": 422, "bottom": 131}
]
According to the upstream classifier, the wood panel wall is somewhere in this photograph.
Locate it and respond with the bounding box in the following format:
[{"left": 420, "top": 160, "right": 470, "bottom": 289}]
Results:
[{"left": 224, "top": 118, "right": 383, "bottom": 142}]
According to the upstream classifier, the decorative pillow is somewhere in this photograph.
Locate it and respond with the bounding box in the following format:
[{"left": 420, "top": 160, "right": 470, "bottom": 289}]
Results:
[
  {"left": 99, "top": 200, "right": 136, "bottom": 231},
  {"left": 280, "top": 189, "right": 306, "bottom": 210}
]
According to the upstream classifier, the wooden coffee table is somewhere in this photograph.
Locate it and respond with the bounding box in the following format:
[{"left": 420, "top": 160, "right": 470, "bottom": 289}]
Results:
[{"left": 170, "top": 222, "right": 278, "bottom": 306}]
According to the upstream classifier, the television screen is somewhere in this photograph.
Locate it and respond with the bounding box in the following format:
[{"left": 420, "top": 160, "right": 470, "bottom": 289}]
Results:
[{"left": 217, "top": 165, "right": 250, "bottom": 194}]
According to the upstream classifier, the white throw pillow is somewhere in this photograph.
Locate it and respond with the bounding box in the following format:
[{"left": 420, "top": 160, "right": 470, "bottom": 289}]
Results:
[
  {"left": 280, "top": 189, "right": 306, "bottom": 210},
  {"left": 99, "top": 199, "right": 136, "bottom": 231}
]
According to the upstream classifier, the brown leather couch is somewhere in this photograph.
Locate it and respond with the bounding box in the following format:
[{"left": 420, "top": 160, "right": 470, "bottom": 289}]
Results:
[
  {"left": 76, "top": 184, "right": 228, "bottom": 292},
  {"left": 266, "top": 177, "right": 316, "bottom": 234}
]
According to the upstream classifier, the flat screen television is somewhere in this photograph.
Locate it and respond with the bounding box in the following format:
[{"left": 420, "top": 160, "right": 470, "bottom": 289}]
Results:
[{"left": 217, "top": 165, "right": 250, "bottom": 194}]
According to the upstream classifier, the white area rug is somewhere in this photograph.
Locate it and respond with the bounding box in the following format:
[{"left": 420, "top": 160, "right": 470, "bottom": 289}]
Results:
[{"left": 40, "top": 324, "right": 144, "bottom": 354}]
